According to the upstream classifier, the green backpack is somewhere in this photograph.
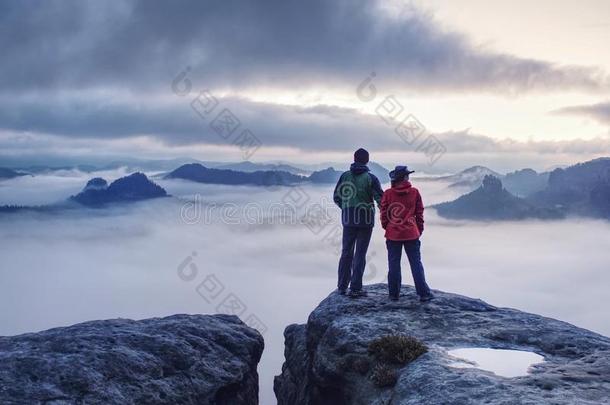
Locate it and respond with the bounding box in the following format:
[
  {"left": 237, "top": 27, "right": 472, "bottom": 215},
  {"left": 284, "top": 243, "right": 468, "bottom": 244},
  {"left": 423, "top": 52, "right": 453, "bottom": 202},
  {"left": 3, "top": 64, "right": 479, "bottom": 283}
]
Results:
[{"left": 336, "top": 171, "right": 375, "bottom": 209}]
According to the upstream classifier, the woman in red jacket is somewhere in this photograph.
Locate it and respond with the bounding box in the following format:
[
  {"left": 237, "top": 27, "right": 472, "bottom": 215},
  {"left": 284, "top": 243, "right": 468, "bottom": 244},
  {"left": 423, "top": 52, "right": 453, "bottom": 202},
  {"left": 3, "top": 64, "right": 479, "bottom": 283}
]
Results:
[{"left": 380, "top": 166, "right": 434, "bottom": 302}]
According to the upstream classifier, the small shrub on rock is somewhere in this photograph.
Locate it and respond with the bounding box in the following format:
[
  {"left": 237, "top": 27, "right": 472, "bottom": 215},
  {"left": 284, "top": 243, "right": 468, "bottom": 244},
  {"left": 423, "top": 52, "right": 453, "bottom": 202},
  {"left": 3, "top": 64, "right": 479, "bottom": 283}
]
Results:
[
  {"left": 370, "top": 363, "right": 398, "bottom": 387},
  {"left": 368, "top": 334, "right": 428, "bottom": 365}
]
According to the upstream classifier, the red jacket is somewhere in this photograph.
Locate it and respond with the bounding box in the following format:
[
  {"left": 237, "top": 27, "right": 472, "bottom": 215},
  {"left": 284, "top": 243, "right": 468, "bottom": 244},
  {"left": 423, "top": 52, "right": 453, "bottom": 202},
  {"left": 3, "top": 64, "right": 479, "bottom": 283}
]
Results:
[{"left": 380, "top": 181, "right": 424, "bottom": 241}]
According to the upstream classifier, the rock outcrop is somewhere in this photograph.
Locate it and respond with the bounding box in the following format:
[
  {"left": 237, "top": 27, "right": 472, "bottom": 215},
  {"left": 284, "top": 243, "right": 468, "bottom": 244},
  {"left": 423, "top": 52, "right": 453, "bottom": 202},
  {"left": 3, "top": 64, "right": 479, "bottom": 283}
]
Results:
[
  {"left": 70, "top": 172, "right": 168, "bottom": 206},
  {"left": 0, "top": 314, "right": 264, "bottom": 404},
  {"left": 83, "top": 177, "right": 108, "bottom": 191},
  {"left": 274, "top": 284, "right": 610, "bottom": 405},
  {"left": 434, "top": 175, "right": 563, "bottom": 220}
]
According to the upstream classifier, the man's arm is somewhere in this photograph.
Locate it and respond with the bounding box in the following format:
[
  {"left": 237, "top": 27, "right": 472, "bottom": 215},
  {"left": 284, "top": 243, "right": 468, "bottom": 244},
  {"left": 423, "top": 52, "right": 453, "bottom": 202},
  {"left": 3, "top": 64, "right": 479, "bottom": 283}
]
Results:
[
  {"left": 380, "top": 191, "right": 389, "bottom": 229},
  {"left": 333, "top": 173, "right": 345, "bottom": 208},
  {"left": 415, "top": 189, "right": 424, "bottom": 235},
  {"left": 370, "top": 174, "right": 384, "bottom": 208}
]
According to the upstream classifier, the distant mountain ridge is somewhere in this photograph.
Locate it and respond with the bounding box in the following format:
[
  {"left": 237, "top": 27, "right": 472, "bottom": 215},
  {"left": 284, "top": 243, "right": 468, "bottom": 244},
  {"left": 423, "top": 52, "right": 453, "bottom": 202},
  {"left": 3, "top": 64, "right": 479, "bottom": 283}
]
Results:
[
  {"left": 3, "top": 158, "right": 607, "bottom": 220},
  {"left": 166, "top": 162, "right": 390, "bottom": 185},
  {"left": 419, "top": 165, "right": 551, "bottom": 197},
  {"left": 4, "top": 158, "right": 390, "bottom": 182},
  {"left": 165, "top": 163, "right": 307, "bottom": 186},
  {"left": 213, "top": 161, "right": 307, "bottom": 175},
  {"left": 8, "top": 159, "right": 309, "bottom": 175},
  {"left": 528, "top": 157, "right": 610, "bottom": 218},
  {"left": 0, "top": 167, "right": 29, "bottom": 180},
  {"left": 308, "top": 167, "right": 342, "bottom": 184},
  {"left": 11, "top": 158, "right": 204, "bottom": 174},
  {"left": 502, "top": 168, "right": 549, "bottom": 197},
  {"left": 434, "top": 158, "right": 610, "bottom": 220},
  {"left": 434, "top": 175, "right": 562, "bottom": 220}
]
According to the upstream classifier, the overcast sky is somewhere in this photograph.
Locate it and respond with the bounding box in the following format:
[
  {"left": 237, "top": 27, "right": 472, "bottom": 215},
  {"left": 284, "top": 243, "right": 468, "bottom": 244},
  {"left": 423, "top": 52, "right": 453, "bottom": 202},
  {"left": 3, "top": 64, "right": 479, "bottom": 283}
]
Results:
[{"left": 1, "top": 0, "right": 609, "bottom": 172}]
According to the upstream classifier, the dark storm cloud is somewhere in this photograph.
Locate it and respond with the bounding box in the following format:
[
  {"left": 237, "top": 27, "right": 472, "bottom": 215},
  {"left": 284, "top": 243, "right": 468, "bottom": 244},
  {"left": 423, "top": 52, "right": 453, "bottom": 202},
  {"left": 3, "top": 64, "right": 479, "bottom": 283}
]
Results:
[
  {"left": 553, "top": 101, "right": 610, "bottom": 125},
  {"left": 1, "top": 0, "right": 609, "bottom": 94}
]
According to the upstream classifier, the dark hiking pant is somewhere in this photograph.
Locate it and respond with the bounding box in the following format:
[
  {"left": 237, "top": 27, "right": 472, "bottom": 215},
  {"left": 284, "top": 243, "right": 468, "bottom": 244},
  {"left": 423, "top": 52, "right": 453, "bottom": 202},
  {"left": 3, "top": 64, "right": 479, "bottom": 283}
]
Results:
[
  {"left": 386, "top": 239, "right": 431, "bottom": 298},
  {"left": 337, "top": 226, "right": 373, "bottom": 292}
]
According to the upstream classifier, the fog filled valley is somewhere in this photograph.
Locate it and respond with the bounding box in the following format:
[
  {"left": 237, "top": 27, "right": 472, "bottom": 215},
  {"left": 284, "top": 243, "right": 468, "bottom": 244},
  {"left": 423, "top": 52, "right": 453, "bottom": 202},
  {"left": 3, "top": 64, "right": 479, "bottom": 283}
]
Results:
[{"left": 1, "top": 169, "right": 609, "bottom": 404}]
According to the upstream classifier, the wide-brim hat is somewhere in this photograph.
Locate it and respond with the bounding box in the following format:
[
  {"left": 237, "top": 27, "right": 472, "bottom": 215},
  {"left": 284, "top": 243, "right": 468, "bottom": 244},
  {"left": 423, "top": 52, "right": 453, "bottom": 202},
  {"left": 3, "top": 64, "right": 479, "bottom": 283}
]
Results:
[{"left": 389, "top": 165, "right": 415, "bottom": 180}]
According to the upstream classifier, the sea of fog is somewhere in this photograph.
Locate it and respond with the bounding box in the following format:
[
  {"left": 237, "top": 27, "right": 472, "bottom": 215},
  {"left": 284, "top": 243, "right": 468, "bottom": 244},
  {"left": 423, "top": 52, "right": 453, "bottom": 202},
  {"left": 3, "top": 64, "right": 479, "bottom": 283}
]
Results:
[{"left": 1, "top": 170, "right": 609, "bottom": 404}]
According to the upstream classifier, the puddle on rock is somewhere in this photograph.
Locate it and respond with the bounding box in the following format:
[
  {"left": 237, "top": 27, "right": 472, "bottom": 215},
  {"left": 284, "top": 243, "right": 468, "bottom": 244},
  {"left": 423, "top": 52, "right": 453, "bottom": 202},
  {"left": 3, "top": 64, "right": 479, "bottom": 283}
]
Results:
[{"left": 447, "top": 348, "right": 544, "bottom": 377}]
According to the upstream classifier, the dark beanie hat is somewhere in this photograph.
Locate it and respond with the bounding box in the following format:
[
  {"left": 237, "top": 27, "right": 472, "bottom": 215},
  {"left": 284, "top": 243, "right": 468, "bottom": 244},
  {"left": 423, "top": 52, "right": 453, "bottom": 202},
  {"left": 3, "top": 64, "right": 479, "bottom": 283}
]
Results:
[{"left": 354, "top": 148, "right": 369, "bottom": 164}]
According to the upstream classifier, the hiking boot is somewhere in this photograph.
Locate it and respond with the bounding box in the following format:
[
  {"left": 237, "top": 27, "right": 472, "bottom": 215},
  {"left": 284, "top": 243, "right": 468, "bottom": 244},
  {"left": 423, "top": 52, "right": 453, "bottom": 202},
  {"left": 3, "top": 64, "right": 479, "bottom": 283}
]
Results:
[
  {"left": 348, "top": 290, "right": 368, "bottom": 298},
  {"left": 419, "top": 294, "right": 435, "bottom": 302},
  {"left": 389, "top": 295, "right": 399, "bottom": 301},
  {"left": 337, "top": 289, "right": 347, "bottom": 296}
]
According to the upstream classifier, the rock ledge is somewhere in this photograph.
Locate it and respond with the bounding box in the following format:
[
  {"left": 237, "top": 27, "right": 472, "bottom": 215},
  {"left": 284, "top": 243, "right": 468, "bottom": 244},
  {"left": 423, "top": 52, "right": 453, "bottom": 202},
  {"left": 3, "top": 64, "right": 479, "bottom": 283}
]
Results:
[
  {"left": 274, "top": 284, "right": 610, "bottom": 405},
  {"left": 0, "top": 314, "right": 263, "bottom": 404}
]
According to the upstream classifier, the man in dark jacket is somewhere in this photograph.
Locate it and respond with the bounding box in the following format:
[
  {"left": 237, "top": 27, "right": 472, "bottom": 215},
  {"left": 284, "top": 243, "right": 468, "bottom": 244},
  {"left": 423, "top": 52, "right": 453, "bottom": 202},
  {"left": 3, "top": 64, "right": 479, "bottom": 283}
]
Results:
[
  {"left": 333, "top": 148, "right": 383, "bottom": 297},
  {"left": 380, "top": 165, "right": 434, "bottom": 302}
]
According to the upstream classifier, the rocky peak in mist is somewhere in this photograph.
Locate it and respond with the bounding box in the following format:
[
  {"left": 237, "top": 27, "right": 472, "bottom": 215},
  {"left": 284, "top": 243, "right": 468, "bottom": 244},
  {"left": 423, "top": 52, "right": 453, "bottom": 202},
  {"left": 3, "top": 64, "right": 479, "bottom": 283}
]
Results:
[
  {"left": 71, "top": 172, "right": 167, "bottom": 206},
  {"left": 434, "top": 176, "right": 562, "bottom": 220},
  {"left": 83, "top": 177, "right": 108, "bottom": 191},
  {"left": 481, "top": 174, "right": 502, "bottom": 193},
  {"left": 274, "top": 284, "right": 610, "bottom": 404}
]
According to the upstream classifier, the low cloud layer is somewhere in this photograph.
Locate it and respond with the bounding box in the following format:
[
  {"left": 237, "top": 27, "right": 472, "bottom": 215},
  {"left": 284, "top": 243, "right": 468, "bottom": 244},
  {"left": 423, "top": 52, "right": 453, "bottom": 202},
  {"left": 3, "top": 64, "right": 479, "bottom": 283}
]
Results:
[{"left": 1, "top": 178, "right": 609, "bottom": 403}]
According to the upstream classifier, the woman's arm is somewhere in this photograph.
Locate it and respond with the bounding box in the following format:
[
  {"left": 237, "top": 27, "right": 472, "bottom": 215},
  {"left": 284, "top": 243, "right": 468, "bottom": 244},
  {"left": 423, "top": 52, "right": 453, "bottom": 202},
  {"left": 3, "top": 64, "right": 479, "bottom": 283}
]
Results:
[
  {"left": 380, "top": 191, "right": 389, "bottom": 229},
  {"left": 415, "top": 189, "right": 424, "bottom": 235}
]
